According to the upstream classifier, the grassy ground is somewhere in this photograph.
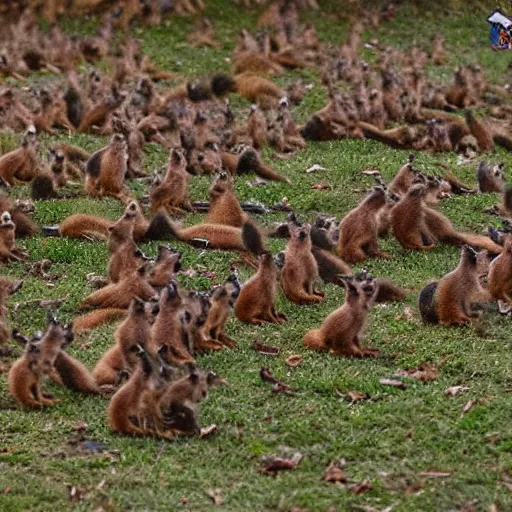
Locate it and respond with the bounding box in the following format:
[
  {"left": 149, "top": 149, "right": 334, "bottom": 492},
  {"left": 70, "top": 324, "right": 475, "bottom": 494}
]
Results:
[{"left": 2, "top": 1, "right": 512, "bottom": 511}]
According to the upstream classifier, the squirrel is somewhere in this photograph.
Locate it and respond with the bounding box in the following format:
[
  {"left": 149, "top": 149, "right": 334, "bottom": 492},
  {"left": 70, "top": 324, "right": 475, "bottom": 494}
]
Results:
[
  {"left": 8, "top": 314, "right": 73, "bottom": 408},
  {"left": 358, "top": 122, "right": 415, "bottom": 150},
  {"left": 108, "top": 344, "right": 167, "bottom": 437},
  {"left": 477, "top": 161, "right": 505, "bottom": 193},
  {"left": 281, "top": 224, "right": 324, "bottom": 304},
  {"left": 150, "top": 148, "right": 192, "bottom": 215},
  {"left": 337, "top": 186, "right": 391, "bottom": 264},
  {"left": 423, "top": 205, "right": 503, "bottom": 254},
  {"left": 488, "top": 236, "right": 512, "bottom": 314},
  {"left": 465, "top": 111, "right": 494, "bottom": 152},
  {"left": 31, "top": 148, "right": 70, "bottom": 201},
  {"left": 180, "top": 290, "right": 217, "bottom": 353},
  {"left": 247, "top": 104, "right": 268, "bottom": 149},
  {"left": 235, "top": 249, "right": 287, "bottom": 325},
  {"left": 80, "top": 263, "right": 156, "bottom": 310},
  {"left": 202, "top": 273, "right": 240, "bottom": 349},
  {"left": 148, "top": 246, "right": 182, "bottom": 289},
  {"left": 211, "top": 72, "right": 284, "bottom": 109},
  {"left": 388, "top": 154, "right": 417, "bottom": 196},
  {"left": 150, "top": 281, "right": 196, "bottom": 366},
  {"left": 0, "top": 212, "right": 29, "bottom": 263},
  {"left": 85, "top": 134, "right": 129, "bottom": 202},
  {"left": 158, "top": 368, "right": 227, "bottom": 436},
  {"left": 0, "top": 276, "right": 21, "bottom": 344},
  {"left": 0, "top": 126, "right": 39, "bottom": 186},
  {"left": 206, "top": 171, "right": 247, "bottom": 227},
  {"left": 236, "top": 147, "right": 291, "bottom": 183},
  {"left": 93, "top": 297, "right": 157, "bottom": 386},
  {"left": 51, "top": 349, "right": 101, "bottom": 395},
  {"left": 419, "top": 245, "right": 490, "bottom": 325},
  {"left": 303, "top": 275, "right": 379, "bottom": 357},
  {"left": 391, "top": 184, "right": 436, "bottom": 251},
  {"left": 0, "top": 195, "right": 37, "bottom": 238}
]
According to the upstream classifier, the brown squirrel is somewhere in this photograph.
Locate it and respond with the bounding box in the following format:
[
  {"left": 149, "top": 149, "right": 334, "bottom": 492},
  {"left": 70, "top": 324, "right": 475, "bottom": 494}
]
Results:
[
  {"left": 0, "top": 195, "right": 37, "bottom": 238},
  {"left": 303, "top": 275, "right": 379, "bottom": 357},
  {"left": 8, "top": 314, "right": 73, "bottom": 408},
  {"left": 80, "top": 263, "right": 156, "bottom": 310},
  {"left": 59, "top": 213, "right": 113, "bottom": 241},
  {"left": 419, "top": 245, "right": 490, "bottom": 325},
  {"left": 281, "top": 224, "right": 324, "bottom": 304},
  {"left": 108, "top": 344, "right": 167, "bottom": 437},
  {"left": 31, "top": 148, "right": 70, "bottom": 200},
  {"left": 0, "top": 276, "right": 21, "bottom": 344},
  {"left": 158, "top": 367, "right": 227, "bottom": 436},
  {"left": 235, "top": 250, "right": 286, "bottom": 325},
  {"left": 359, "top": 122, "right": 415, "bottom": 150},
  {"left": 85, "top": 134, "right": 129, "bottom": 202},
  {"left": 0, "top": 212, "right": 29, "bottom": 263},
  {"left": 337, "top": 186, "right": 390, "bottom": 263},
  {"left": 150, "top": 281, "right": 195, "bottom": 366},
  {"left": 391, "top": 184, "right": 436, "bottom": 251},
  {"left": 465, "top": 111, "right": 494, "bottom": 152},
  {"left": 477, "top": 161, "right": 505, "bottom": 193},
  {"left": 202, "top": 273, "right": 240, "bottom": 348},
  {"left": 211, "top": 72, "right": 284, "bottom": 108},
  {"left": 180, "top": 290, "right": 216, "bottom": 353},
  {"left": 236, "top": 148, "right": 291, "bottom": 183},
  {"left": 0, "top": 126, "right": 39, "bottom": 185},
  {"left": 206, "top": 171, "right": 247, "bottom": 227},
  {"left": 388, "top": 154, "right": 418, "bottom": 195},
  {"left": 94, "top": 297, "right": 157, "bottom": 386},
  {"left": 488, "top": 236, "right": 512, "bottom": 314},
  {"left": 51, "top": 350, "right": 101, "bottom": 395},
  {"left": 423, "top": 205, "right": 503, "bottom": 254},
  {"left": 150, "top": 148, "right": 192, "bottom": 215},
  {"left": 148, "top": 246, "right": 182, "bottom": 289},
  {"left": 107, "top": 228, "right": 146, "bottom": 283},
  {"left": 247, "top": 104, "right": 268, "bottom": 149}
]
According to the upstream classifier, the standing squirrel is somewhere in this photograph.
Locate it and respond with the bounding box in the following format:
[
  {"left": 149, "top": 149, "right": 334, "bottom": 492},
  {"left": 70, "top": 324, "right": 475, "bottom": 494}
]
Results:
[
  {"left": 280, "top": 224, "right": 324, "bottom": 304},
  {"left": 0, "top": 276, "right": 21, "bottom": 344},
  {"left": 0, "top": 126, "right": 39, "bottom": 186},
  {"left": 148, "top": 246, "right": 182, "bottom": 289},
  {"left": 93, "top": 296, "right": 158, "bottom": 386},
  {"left": 388, "top": 154, "right": 417, "bottom": 196},
  {"left": 206, "top": 171, "right": 247, "bottom": 227},
  {"left": 488, "top": 236, "right": 512, "bottom": 314},
  {"left": 85, "top": 134, "right": 129, "bottom": 202},
  {"left": 9, "top": 314, "right": 73, "bottom": 408},
  {"left": 419, "top": 245, "right": 490, "bottom": 326},
  {"left": 303, "top": 275, "right": 379, "bottom": 357},
  {"left": 0, "top": 211, "right": 29, "bottom": 263},
  {"left": 337, "top": 186, "right": 390, "bottom": 263}
]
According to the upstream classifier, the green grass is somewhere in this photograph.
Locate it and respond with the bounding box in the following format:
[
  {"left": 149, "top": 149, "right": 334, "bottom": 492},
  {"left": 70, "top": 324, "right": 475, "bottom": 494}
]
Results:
[{"left": 2, "top": 2, "right": 512, "bottom": 511}]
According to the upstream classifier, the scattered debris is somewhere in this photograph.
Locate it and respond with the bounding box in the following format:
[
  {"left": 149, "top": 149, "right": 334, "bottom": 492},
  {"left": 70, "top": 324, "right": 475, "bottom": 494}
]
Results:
[
  {"left": 200, "top": 425, "right": 218, "bottom": 438},
  {"left": 394, "top": 363, "right": 438, "bottom": 382},
  {"left": 12, "top": 295, "right": 69, "bottom": 312},
  {"left": 311, "top": 183, "right": 332, "bottom": 190},
  {"left": 379, "top": 378, "right": 407, "bottom": 390},
  {"left": 285, "top": 355, "right": 303, "bottom": 367},
  {"left": 462, "top": 400, "right": 476, "bottom": 416},
  {"left": 252, "top": 340, "right": 280, "bottom": 356},
  {"left": 418, "top": 471, "right": 452, "bottom": 478},
  {"left": 306, "top": 164, "right": 328, "bottom": 173},
  {"left": 246, "top": 177, "right": 268, "bottom": 187},
  {"left": 259, "top": 452, "right": 302, "bottom": 475},
  {"left": 445, "top": 385, "right": 470, "bottom": 396},
  {"left": 205, "top": 488, "right": 223, "bottom": 505},
  {"left": 71, "top": 421, "right": 88, "bottom": 432},
  {"left": 345, "top": 390, "right": 370, "bottom": 403},
  {"left": 351, "top": 478, "right": 372, "bottom": 494},
  {"left": 260, "top": 368, "right": 293, "bottom": 394},
  {"left": 323, "top": 460, "right": 347, "bottom": 483}
]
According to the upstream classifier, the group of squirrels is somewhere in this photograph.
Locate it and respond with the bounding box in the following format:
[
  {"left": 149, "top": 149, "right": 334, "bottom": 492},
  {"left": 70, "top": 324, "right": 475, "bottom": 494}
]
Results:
[{"left": 2, "top": 0, "right": 512, "bottom": 439}]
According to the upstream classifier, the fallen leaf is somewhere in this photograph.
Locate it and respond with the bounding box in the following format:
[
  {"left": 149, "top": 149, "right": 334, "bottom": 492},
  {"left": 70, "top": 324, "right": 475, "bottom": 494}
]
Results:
[
  {"left": 351, "top": 478, "right": 372, "bottom": 494},
  {"left": 252, "top": 340, "right": 280, "bottom": 356},
  {"left": 72, "top": 421, "right": 88, "bottom": 432},
  {"left": 67, "top": 485, "right": 84, "bottom": 503},
  {"left": 306, "top": 164, "right": 328, "bottom": 173},
  {"left": 379, "top": 378, "right": 407, "bottom": 389},
  {"left": 462, "top": 400, "right": 476, "bottom": 415},
  {"left": 200, "top": 425, "right": 218, "bottom": 438},
  {"left": 260, "top": 368, "right": 293, "bottom": 394},
  {"left": 346, "top": 391, "right": 370, "bottom": 403},
  {"left": 205, "top": 488, "right": 223, "bottom": 505},
  {"left": 3, "top": 487, "right": 11, "bottom": 494},
  {"left": 323, "top": 460, "right": 347, "bottom": 483},
  {"left": 394, "top": 363, "right": 438, "bottom": 383},
  {"left": 418, "top": 471, "right": 452, "bottom": 478},
  {"left": 246, "top": 177, "right": 267, "bottom": 187},
  {"left": 285, "top": 355, "right": 303, "bottom": 367},
  {"left": 445, "top": 385, "right": 469, "bottom": 396},
  {"left": 311, "top": 183, "right": 332, "bottom": 190},
  {"left": 403, "top": 481, "right": 424, "bottom": 495},
  {"left": 260, "top": 453, "right": 302, "bottom": 475}
]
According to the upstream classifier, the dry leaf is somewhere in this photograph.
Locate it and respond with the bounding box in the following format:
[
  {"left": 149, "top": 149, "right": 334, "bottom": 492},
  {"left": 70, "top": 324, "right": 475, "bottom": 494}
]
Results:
[
  {"left": 323, "top": 461, "right": 347, "bottom": 483},
  {"left": 351, "top": 479, "right": 372, "bottom": 494},
  {"left": 260, "top": 453, "right": 302, "bottom": 475},
  {"left": 205, "top": 488, "right": 223, "bottom": 505},
  {"left": 67, "top": 485, "right": 84, "bottom": 502},
  {"left": 260, "top": 368, "right": 293, "bottom": 394},
  {"left": 246, "top": 177, "right": 267, "bottom": 187},
  {"left": 200, "top": 425, "right": 218, "bottom": 438},
  {"left": 394, "top": 363, "right": 438, "bottom": 383},
  {"left": 380, "top": 378, "right": 407, "bottom": 389},
  {"left": 418, "top": 471, "right": 451, "bottom": 478},
  {"left": 346, "top": 391, "right": 369, "bottom": 403},
  {"left": 403, "top": 481, "right": 424, "bottom": 495},
  {"left": 285, "top": 355, "right": 303, "bottom": 367},
  {"left": 252, "top": 340, "right": 280, "bottom": 356},
  {"left": 311, "top": 183, "right": 332, "bottom": 190},
  {"left": 462, "top": 400, "right": 476, "bottom": 415},
  {"left": 306, "top": 164, "right": 328, "bottom": 173},
  {"left": 445, "top": 385, "right": 469, "bottom": 396}
]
